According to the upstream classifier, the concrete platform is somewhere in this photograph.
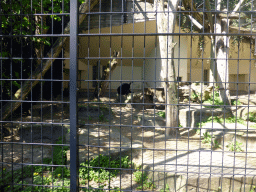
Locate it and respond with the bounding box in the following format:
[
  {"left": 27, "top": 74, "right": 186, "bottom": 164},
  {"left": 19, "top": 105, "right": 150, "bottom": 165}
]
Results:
[{"left": 138, "top": 113, "right": 256, "bottom": 191}]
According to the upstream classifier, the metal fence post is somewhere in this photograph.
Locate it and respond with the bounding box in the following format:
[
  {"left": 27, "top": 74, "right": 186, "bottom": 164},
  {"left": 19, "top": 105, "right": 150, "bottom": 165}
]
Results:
[{"left": 70, "top": 0, "right": 79, "bottom": 191}]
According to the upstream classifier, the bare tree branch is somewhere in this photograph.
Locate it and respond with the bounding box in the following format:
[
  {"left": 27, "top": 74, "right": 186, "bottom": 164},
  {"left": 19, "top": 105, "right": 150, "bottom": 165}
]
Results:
[
  {"left": 187, "top": 15, "right": 203, "bottom": 29},
  {"left": 182, "top": 0, "right": 253, "bottom": 38},
  {"left": 182, "top": 0, "right": 209, "bottom": 29},
  {"left": 232, "top": 0, "right": 246, "bottom": 13},
  {"left": 205, "top": 0, "right": 214, "bottom": 33},
  {"left": 93, "top": 51, "right": 120, "bottom": 98}
]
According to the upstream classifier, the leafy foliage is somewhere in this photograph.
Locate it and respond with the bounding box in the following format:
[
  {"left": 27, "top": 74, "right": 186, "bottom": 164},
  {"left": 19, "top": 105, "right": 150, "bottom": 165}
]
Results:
[
  {"left": 133, "top": 170, "right": 155, "bottom": 190},
  {"left": 227, "top": 141, "right": 243, "bottom": 152},
  {"left": 246, "top": 112, "right": 256, "bottom": 122},
  {"left": 160, "top": 184, "right": 171, "bottom": 192},
  {"left": 157, "top": 111, "right": 165, "bottom": 118},
  {"left": 79, "top": 154, "right": 131, "bottom": 183},
  {"left": 191, "top": 92, "right": 199, "bottom": 101},
  {"left": 1, "top": 140, "right": 132, "bottom": 191},
  {"left": 213, "top": 140, "right": 221, "bottom": 149},
  {"left": 1, "top": 0, "right": 84, "bottom": 36},
  {"left": 0, "top": 0, "right": 84, "bottom": 99},
  {"left": 0, "top": 136, "right": 70, "bottom": 191},
  {"left": 231, "top": 99, "right": 242, "bottom": 106},
  {"left": 202, "top": 132, "right": 213, "bottom": 144},
  {"left": 203, "top": 89, "right": 224, "bottom": 108},
  {"left": 197, "top": 116, "right": 245, "bottom": 128}
]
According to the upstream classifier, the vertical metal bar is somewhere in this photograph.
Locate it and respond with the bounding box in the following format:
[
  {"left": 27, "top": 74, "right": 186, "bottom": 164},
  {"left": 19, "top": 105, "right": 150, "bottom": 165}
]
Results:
[{"left": 70, "top": 0, "right": 79, "bottom": 191}]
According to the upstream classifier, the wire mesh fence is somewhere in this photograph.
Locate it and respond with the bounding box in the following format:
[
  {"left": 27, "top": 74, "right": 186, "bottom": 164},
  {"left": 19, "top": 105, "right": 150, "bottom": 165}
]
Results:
[{"left": 1, "top": 0, "right": 256, "bottom": 191}]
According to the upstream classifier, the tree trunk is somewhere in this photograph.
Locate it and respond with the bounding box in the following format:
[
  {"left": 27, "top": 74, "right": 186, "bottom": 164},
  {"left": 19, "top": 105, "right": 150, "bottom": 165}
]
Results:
[
  {"left": 205, "top": 0, "right": 217, "bottom": 88},
  {"left": 215, "top": 0, "right": 233, "bottom": 116},
  {"left": 93, "top": 51, "right": 120, "bottom": 98},
  {"left": 208, "top": 0, "right": 232, "bottom": 116},
  {"left": 155, "top": 0, "right": 181, "bottom": 137},
  {"left": 1, "top": 0, "right": 99, "bottom": 121}
]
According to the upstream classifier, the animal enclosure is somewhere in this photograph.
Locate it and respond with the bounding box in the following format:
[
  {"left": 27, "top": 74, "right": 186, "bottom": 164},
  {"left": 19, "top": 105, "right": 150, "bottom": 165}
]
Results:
[{"left": 1, "top": 0, "right": 256, "bottom": 191}]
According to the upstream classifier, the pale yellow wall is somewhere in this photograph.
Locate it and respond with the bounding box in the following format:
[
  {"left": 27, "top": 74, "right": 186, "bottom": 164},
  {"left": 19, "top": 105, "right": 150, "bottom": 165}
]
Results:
[
  {"left": 64, "top": 20, "right": 189, "bottom": 90},
  {"left": 64, "top": 19, "right": 256, "bottom": 91},
  {"left": 187, "top": 36, "right": 256, "bottom": 91},
  {"left": 229, "top": 74, "right": 247, "bottom": 91},
  {"left": 64, "top": 20, "right": 158, "bottom": 68}
]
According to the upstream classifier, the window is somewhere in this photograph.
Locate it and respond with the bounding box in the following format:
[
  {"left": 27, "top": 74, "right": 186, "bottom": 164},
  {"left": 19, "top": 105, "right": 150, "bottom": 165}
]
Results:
[
  {"left": 93, "top": 64, "right": 99, "bottom": 87},
  {"left": 93, "top": 63, "right": 107, "bottom": 87},
  {"left": 204, "top": 70, "right": 208, "bottom": 85}
]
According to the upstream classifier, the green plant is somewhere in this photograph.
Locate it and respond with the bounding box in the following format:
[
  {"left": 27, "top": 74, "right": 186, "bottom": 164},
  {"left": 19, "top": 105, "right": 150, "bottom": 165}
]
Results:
[
  {"left": 227, "top": 141, "right": 243, "bottom": 152},
  {"left": 194, "top": 128, "right": 201, "bottom": 134},
  {"left": 246, "top": 112, "right": 256, "bottom": 122},
  {"left": 191, "top": 92, "right": 198, "bottom": 101},
  {"left": 213, "top": 140, "right": 221, "bottom": 149},
  {"left": 160, "top": 184, "right": 170, "bottom": 192},
  {"left": 197, "top": 116, "right": 245, "bottom": 128},
  {"left": 203, "top": 89, "right": 224, "bottom": 108},
  {"left": 133, "top": 170, "right": 155, "bottom": 190},
  {"left": 99, "top": 112, "right": 110, "bottom": 122},
  {"left": 0, "top": 136, "right": 71, "bottom": 191},
  {"left": 1, "top": 152, "right": 131, "bottom": 191},
  {"left": 79, "top": 155, "right": 131, "bottom": 183},
  {"left": 157, "top": 111, "right": 165, "bottom": 118},
  {"left": 249, "top": 185, "right": 256, "bottom": 192},
  {"left": 183, "top": 98, "right": 189, "bottom": 102},
  {"left": 53, "top": 137, "right": 70, "bottom": 166},
  {"left": 0, "top": 0, "right": 85, "bottom": 98},
  {"left": 99, "top": 114, "right": 105, "bottom": 122},
  {"left": 202, "top": 132, "right": 213, "bottom": 144},
  {"left": 231, "top": 100, "right": 241, "bottom": 106},
  {"left": 225, "top": 116, "right": 245, "bottom": 125},
  {"left": 81, "top": 185, "right": 122, "bottom": 192}
]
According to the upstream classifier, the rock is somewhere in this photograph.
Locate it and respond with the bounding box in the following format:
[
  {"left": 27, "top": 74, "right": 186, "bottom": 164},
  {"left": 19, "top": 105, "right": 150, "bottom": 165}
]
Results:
[
  {"left": 144, "top": 88, "right": 165, "bottom": 102},
  {"left": 178, "top": 86, "right": 191, "bottom": 98},
  {"left": 203, "top": 85, "right": 214, "bottom": 101},
  {"left": 125, "top": 92, "right": 154, "bottom": 109},
  {"left": 178, "top": 84, "right": 220, "bottom": 103},
  {"left": 177, "top": 81, "right": 190, "bottom": 87},
  {"left": 178, "top": 86, "right": 199, "bottom": 102}
]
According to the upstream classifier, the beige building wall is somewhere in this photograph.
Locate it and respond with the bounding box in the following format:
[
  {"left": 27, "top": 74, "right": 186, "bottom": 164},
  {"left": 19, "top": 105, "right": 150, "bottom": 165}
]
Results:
[
  {"left": 63, "top": 15, "right": 256, "bottom": 92},
  {"left": 187, "top": 36, "right": 256, "bottom": 91},
  {"left": 64, "top": 20, "right": 189, "bottom": 90},
  {"left": 64, "top": 21, "right": 155, "bottom": 90}
]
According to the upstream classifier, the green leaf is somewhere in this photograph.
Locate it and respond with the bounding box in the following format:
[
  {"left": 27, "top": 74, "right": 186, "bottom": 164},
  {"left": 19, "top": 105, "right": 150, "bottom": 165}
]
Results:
[{"left": 12, "top": 81, "right": 21, "bottom": 88}]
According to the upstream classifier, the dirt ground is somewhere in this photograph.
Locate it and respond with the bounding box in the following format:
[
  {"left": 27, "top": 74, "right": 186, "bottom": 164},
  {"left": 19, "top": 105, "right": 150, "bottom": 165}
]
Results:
[{"left": 1, "top": 95, "right": 256, "bottom": 191}]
